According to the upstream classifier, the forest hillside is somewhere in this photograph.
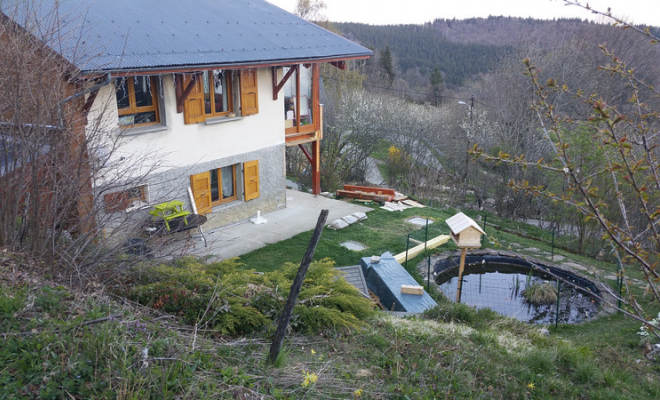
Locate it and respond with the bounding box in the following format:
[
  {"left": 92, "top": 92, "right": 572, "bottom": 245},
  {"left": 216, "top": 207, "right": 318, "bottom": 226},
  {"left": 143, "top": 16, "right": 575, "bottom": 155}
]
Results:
[{"left": 334, "top": 17, "right": 660, "bottom": 90}]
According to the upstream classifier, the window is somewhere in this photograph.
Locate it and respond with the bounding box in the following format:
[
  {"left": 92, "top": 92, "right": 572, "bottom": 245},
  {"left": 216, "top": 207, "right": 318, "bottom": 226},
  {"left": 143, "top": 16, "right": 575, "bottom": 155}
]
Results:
[
  {"left": 104, "top": 185, "right": 149, "bottom": 212},
  {"left": 210, "top": 165, "right": 237, "bottom": 205},
  {"left": 190, "top": 161, "right": 259, "bottom": 215},
  {"left": 115, "top": 77, "right": 160, "bottom": 127},
  {"left": 183, "top": 69, "right": 258, "bottom": 124},
  {"left": 284, "top": 64, "right": 317, "bottom": 132},
  {"left": 203, "top": 70, "right": 233, "bottom": 117},
  {"left": 189, "top": 165, "right": 237, "bottom": 215}
]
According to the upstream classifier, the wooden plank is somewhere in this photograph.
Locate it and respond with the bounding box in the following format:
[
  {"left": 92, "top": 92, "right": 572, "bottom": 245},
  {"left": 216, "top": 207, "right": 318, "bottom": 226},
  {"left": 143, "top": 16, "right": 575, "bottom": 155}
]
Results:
[
  {"left": 336, "top": 189, "right": 390, "bottom": 203},
  {"left": 343, "top": 185, "right": 396, "bottom": 201},
  {"left": 394, "top": 235, "right": 451, "bottom": 264},
  {"left": 402, "top": 199, "right": 425, "bottom": 208},
  {"left": 401, "top": 285, "right": 424, "bottom": 295}
]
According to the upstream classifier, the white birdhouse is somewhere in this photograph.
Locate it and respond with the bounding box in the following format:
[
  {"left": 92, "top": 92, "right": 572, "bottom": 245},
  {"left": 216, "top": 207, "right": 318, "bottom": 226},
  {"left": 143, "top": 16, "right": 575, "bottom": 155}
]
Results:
[{"left": 445, "top": 212, "right": 486, "bottom": 248}]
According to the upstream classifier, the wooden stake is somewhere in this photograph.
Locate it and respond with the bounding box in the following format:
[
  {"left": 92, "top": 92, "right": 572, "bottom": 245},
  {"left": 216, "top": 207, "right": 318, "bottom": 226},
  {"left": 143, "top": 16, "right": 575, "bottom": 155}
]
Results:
[
  {"left": 267, "top": 209, "right": 329, "bottom": 365},
  {"left": 456, "top": 248, "right": 468, "bottom": 303}
]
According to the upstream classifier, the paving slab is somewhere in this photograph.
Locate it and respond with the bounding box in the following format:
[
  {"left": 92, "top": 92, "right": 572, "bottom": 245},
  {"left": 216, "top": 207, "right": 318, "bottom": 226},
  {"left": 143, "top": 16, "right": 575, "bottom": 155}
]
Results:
[{"left": 186, "top": 189, "right": 372, "bottom": 260}]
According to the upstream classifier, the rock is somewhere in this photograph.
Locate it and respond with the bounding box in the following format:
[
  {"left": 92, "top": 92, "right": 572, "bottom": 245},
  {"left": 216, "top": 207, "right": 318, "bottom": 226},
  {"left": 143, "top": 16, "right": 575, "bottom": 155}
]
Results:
[
  {"left": 539, "top": 328, "right": 550, "bottom": 336},
  {"left": 356, "top": 369, "right": 372, "bottom": 377}
]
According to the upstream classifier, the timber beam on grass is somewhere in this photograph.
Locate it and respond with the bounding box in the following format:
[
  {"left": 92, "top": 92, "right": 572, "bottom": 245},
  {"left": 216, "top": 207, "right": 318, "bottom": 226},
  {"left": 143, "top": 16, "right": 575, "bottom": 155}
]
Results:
[
  {"left": 268, "top": 209, "right": 329, "bottom": 365},
  {"left": 336, "top": 190, "right": 391, "bottom": 203},
  {"left": 394, "top": 235, "right": 451, "bottom": 264}
]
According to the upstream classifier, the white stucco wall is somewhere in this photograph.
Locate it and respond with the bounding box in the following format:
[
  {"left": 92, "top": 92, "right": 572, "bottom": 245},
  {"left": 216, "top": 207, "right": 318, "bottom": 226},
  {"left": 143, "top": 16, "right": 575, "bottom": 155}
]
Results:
[{"left": 87, "top": 68, "right": 284, "bottom": 185}]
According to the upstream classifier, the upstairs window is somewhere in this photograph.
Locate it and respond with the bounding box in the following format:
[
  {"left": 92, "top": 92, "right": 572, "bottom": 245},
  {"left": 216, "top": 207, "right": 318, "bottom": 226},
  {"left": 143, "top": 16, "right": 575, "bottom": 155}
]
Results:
[
  {"left": 115, "top": 76, "right": 160, "bottom": 128},
  {"left": 284, "top": 64, "right": 318, "bottom": 133},
  {"left": 203, "top": 70, "right": 233, "bottom": 117},
  {"left": 183, "top": 69, "right": 258, "bottom": 124}
]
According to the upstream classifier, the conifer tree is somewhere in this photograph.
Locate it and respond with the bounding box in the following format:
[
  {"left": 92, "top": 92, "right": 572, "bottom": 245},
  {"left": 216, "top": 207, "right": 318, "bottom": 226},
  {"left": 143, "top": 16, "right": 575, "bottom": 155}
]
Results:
[{"left": 380, "top": 45, "right": 395, "bottom": 86}]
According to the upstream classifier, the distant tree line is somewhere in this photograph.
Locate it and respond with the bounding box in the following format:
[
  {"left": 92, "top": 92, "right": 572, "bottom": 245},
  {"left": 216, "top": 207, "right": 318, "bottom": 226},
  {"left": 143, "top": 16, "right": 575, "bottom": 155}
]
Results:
[{"left": 334, "top": 22, "right": 512, "bottom": 89}]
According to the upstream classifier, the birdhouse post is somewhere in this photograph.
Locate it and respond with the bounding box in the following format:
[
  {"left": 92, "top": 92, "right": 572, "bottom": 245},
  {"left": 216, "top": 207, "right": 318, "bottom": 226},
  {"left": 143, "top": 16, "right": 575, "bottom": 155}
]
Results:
[{"left": 445, "top": 212, "right": 486, "bottom": 302}]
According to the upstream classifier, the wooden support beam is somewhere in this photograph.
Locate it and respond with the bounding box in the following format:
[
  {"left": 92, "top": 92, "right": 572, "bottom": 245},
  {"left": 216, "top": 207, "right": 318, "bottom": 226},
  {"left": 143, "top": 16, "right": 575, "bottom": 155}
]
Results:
[
  {"left": 311, "top": 139, "right": 321, "bottom": 195},
  {"left": 272, "top": 65, "right": 296, "bottom": 100},
  {"left": 456, "top": 248, "right": 468, "bottom": 303},
  {"left": 81, "top": 89, "right": 99, "bottom": 124},
  {"left": 298, "top": 143, "right": 313, "bottom": 164},
  {"left": 329, "top": 60, "right": 346, "bottom": 70},
  {"left": 176, "top": 72, "right": 201, "bottom": 113}
]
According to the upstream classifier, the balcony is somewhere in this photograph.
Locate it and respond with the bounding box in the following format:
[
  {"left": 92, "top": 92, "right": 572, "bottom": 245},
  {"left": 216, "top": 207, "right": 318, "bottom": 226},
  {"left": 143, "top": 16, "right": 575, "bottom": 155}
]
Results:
[{"left": 284, "top": 105, "right": 323, "bottom": 146}]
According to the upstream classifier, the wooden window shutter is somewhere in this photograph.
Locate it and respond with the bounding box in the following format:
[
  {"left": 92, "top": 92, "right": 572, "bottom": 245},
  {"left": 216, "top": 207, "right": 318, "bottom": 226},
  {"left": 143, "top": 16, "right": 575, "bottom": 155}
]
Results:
[
  {"left": 243, "top": 160, "right": 260, "bottom": 201},
  {"left": 190, "top": 172, "right": 213, "bottom": 215},
  {"left": 240, "top": 69, "right": 259, "bottom": 116},
  {"left": 183, "top": 74, "right": 205, "bottom": 124},
  {"left": 104, "top": 191, "right": 129, "bottom": 213}
]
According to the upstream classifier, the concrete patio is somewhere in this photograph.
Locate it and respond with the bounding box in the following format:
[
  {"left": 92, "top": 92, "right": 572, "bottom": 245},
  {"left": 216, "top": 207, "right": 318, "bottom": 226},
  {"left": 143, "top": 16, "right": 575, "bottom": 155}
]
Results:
[{"left": 178, "top": 189, "right": 372, "bottom": 260}]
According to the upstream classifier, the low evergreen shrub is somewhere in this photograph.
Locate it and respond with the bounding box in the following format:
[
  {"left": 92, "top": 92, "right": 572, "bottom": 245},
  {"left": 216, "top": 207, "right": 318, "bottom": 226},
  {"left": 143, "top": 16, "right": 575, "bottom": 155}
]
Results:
[{"left": 124, "top": 257, "right": 375, "bottom": 335}]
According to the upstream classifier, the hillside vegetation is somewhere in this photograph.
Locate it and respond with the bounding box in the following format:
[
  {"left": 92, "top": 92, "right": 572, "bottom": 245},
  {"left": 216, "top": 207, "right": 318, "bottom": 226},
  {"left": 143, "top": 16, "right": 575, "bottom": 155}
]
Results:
[{"left": 3, "top": 206, "right": 660, "bottom": 398}]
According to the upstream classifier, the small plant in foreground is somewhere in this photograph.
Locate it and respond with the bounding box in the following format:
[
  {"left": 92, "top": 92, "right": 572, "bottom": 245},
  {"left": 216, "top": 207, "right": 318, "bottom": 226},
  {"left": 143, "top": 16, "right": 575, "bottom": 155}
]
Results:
[{"left": 301, "top": 370, "right": 318, "bottom": 388}]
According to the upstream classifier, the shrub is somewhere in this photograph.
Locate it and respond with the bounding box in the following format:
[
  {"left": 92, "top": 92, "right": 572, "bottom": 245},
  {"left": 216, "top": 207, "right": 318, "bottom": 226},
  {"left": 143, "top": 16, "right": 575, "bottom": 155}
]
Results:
[{"left": 124, "top": 257, "right": 375, "bottom": 335}]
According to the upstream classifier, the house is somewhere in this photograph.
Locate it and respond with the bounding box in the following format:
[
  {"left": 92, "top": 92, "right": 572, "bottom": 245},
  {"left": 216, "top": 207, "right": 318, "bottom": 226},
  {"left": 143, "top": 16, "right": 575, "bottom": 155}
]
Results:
[{"left": 1, "top": 0, "right": 371, "bottom": 236}]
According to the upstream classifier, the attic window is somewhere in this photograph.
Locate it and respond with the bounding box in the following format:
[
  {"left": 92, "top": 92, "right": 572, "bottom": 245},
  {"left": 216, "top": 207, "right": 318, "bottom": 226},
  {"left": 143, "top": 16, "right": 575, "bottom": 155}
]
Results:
[{"left": 115, "top": 77, "right": 160, "bottom": 128}]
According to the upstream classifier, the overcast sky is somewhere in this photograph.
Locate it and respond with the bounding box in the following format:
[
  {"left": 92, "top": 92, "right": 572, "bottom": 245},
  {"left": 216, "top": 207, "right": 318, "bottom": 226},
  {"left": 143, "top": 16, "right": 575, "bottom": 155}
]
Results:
[{"left": 266, "top": 0, "right": 660, "bottom": 26}]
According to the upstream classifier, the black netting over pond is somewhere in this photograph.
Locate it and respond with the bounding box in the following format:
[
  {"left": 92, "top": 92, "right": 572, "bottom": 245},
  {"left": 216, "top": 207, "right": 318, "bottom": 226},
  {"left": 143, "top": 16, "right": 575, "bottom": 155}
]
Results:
[{"left": 433, "top": 253, "right": 600, "bottom": 324}]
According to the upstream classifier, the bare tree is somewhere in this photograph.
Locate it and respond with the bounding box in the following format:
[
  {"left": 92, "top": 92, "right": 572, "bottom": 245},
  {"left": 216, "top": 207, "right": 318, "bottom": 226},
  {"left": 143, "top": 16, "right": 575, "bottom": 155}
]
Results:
[
  {"left": 295, "top": 0, "right": 326, "bottom": 21},
  {"left": 475, "top": 3, "right": 660, "bottom": 333},
  {"left": 0, "top": 1, "right": 174, "bottom": 283}
]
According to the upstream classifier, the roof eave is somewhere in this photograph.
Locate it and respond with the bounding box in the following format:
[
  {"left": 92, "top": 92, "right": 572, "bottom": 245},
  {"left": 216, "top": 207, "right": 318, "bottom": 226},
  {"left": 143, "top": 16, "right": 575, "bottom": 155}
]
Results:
[{"left": 80, "top": 53, "right": 373, "bottom": 77}]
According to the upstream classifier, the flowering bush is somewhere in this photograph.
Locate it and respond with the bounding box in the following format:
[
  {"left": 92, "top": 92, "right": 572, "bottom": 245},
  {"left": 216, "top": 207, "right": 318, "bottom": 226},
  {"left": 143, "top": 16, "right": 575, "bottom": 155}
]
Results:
[{"left": 637, "top": 312, "right": 660, "bottom": 340}]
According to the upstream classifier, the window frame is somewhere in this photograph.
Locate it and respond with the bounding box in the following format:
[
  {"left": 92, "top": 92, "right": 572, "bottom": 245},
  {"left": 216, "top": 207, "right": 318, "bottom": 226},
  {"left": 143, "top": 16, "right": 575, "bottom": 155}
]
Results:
[
  {"left": 210, "top": 165, "right": 237, "bottom": 206},
  {"left": 115, "top": 76, "right": 161, "bottom": 128},
  {"left": 284, "top": 64, "right": 319, "bottom": 135},
  {"left": 202, "top": 70, "right": 234, "bottom": 118},
  {"left": 103, "top": 184, "right": 149, "bottom": 213}
]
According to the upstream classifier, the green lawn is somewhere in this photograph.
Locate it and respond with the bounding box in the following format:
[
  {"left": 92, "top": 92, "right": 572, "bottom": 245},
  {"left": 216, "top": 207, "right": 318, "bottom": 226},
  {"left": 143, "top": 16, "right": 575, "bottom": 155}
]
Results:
[{"left": 238, "top": 203, "right": 458, "bottom": 271}]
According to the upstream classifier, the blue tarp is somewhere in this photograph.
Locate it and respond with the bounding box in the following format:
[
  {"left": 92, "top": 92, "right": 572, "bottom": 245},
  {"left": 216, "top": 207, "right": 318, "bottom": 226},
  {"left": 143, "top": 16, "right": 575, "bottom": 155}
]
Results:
[{"left": 360, "top": 252, "right": 437, "bottom": 313}]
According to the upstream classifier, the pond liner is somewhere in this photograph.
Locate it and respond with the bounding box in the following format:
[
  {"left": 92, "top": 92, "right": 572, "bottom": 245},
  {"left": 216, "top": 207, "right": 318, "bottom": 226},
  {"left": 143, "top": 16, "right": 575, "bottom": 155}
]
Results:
[{"left": 433, "top": 253, "right": 600, "bottom": 302}]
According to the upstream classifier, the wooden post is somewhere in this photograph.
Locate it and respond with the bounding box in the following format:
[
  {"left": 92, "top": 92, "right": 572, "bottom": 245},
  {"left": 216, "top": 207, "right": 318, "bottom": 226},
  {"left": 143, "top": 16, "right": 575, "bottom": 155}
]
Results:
[
  {"left": 456, "top": 248, "right": 468, "bottom": 303},
  {"left": 311, "top": 139, "right": 321, "bottom": 195},
  {"left": 268, "top": 209, "right": 329, "bottom": 365}
]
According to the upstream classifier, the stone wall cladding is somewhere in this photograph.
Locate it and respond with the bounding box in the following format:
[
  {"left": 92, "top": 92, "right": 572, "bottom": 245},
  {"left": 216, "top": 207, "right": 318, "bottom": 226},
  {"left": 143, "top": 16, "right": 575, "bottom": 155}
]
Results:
[
  {"left": 146, "top": 144, "right": 286, "bottom": 231},
  {"left": 96, "top": 144, "right": 286, "bottom": 241}
]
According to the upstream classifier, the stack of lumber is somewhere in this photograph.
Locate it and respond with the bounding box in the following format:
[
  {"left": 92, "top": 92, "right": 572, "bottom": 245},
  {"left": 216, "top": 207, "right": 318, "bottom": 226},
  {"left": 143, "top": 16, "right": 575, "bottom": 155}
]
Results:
[{"left": 336, "top": 185, "right": 396, "bottom": 203}]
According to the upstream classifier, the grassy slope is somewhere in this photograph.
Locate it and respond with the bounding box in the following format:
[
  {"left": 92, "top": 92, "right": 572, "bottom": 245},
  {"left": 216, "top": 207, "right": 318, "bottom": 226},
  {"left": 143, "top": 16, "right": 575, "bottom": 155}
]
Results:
[{"left": 2, "top": 204, "right": 660, "bottom": 398}]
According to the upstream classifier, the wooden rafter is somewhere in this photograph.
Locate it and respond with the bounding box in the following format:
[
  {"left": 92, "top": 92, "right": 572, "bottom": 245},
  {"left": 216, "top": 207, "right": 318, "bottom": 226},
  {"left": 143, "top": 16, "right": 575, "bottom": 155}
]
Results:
[
  {"left": 175, "top": 72, "right": 202, "bottom": 113},
  {"left": 272, "top": 65, "right": 297, "bottom": 100},
  {"left": 81, "top": 89, "right": 99, "bottom": 124},
  {"left": 329, "top": 61, "right": 346, "bottom": 70}
]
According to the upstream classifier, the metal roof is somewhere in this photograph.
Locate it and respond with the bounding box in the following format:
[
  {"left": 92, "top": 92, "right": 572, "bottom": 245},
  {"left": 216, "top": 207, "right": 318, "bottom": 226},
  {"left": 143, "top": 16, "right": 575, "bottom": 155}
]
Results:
[{"left": 2, "top": 0, "right": 372, "bottom": 74}]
